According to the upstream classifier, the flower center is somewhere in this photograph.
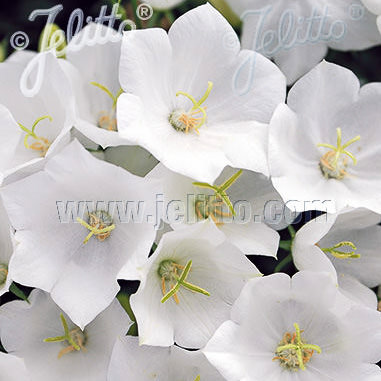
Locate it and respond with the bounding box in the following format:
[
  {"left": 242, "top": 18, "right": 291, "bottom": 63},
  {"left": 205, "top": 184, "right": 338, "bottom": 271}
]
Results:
[
  {"left": 0, "top": 264, "right": 8, "bottom": 285},
  {"left": 320, "top": 241, "right": 361, "bottom": 260},
  {"left": 158, "top": 259, "right": 210, "bottom": 305},
  {"left": 169, "top": 82, "right": 213, "bottom": 134},
  {"left": 44, "top": 314, "right": 87, "bottom": 359},
  {"left": 318, "top": 128, "right": 361, "bottom": 180},
  {"left": 91, "top": 81, "right": 123, "bottom": 131},
  {"left": 273, "top": 323, "right": 322, "bottom": 371},
  {"left": 193, "top": 169, "right": 242, "bottom": 226},
  {"left": 76, "top": 210, "right": 115, "bottom": 244},
  {"left": 18, "top": 115, "right": 52, "bottom": 157}
]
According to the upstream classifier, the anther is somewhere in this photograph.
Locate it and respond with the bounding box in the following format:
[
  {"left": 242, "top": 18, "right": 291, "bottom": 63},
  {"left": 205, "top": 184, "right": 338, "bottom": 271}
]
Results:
[{"left": 76, "top": 210, "right": 115, "bottom": 244}]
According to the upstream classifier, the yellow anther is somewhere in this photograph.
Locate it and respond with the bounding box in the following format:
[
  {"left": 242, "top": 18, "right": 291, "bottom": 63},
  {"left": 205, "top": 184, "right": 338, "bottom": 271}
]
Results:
[
  {"left": 318, "top": 128, "right": 361, "bottom": 180},
  {"left": 76, "top": 210, "right": 115, "bottom": 244},
  {"left": 18, "top": 115, "right": 52, "bottom": 156},
  {"left": 170, "top": 82, "right": 213, "bottom": 134},
  {"left": 159, "top": 260, "right": 210, "bottom": 304},
  {"left": 273, "top": 323, "right": 321, "bottom": 371},
  {"left": 44, "top": 314, "right": 87, "bottom": 359},
  {"left": 321, "top": 241, "right": 361, "bottom": 259},
  {"left": 0, "top": 264, "right": 8, "bottom": 285}
]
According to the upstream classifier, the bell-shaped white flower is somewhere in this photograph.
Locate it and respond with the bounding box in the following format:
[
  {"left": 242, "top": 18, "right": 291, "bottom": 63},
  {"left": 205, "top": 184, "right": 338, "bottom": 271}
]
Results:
[
  {"left": 0, "top": 51, "right": 73, "bottom": 183},
  {"left": 117, "top": 3, "right": 286, "bottom": 183},
  {"left": 1, "top": 139, "right": 161, "bottom": 329},
  {"left": 108, "top": 336, "right": 224, "bottom": 380},
  {"left": 204, "top": 271, "right": 381, "bottom": 380},
  {"left": 144, "top": 0, "right": 184, "bottom": 10},
  {"left": 0, "top": 289, "right": 131, "bottom": 381},
  {"left": 64, "top": 23, "right": 131, "bottom": 148},
  {"left": 269, "top": 61, "right": 381, "bottom": 214},
  {"left": 129, "top": 220, "right": 261, "bottom": 348},
  {"left": 293, "top": 208, "right": 381, "bottom": 308},
  {"left": 148, "top": 163, "right": 292, "bottom": 256},
  {"left": 0, "top": 199, "right": 15, "bottom": 297},
  {"left": 0, "top": 352, "right": 29, "bottom": 381},
  {"left": 225, "top": 0, "right": 381, "bottom": 84},
  {"left": 362, "top": 0, "right": 381, "bottom": 32}
]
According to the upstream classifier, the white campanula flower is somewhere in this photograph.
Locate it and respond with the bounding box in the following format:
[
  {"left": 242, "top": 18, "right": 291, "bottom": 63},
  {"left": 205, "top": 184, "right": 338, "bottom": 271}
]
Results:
[
  {"left": 0, "top": 352, "right": 29, "bottom": 381},
  {"left": 144, "top": 0, "right": 184, "bottom": 10},
  {"left": 204, "top": 271, "right": 381, "bottom": 381},
  {"left": 0, "top": 289, "right": 131, "bottom": 381},
  {"left": 0, "top": 140, "right": 161, "bottom": 329},
  {"left": 0, "top": 51, "right": 73, "bottom": 183},
  {"left": 268, "top": 61, "right": 381, "bottom": 214},
  {"left": 225, "top": 0, "right": 381, "bottom": 84},
  {"left": 117, "top": 3, "right": 286, "bottom": 183},
  {"left": 293, "top": 208, "right": 381, "bottom": 308},
  {"left": 64, "top": 23, "right": 132, "bottom": 148},
  {"left": 148, "top": 163, "right": 294, "bottom": 256},
  {"left": 129, "top": 220, "right": 261, "bottom": 348},
  {"left": 108, "top": 336, "right": 225, "bottom": 381},
  {"left": 362, "top": 0, "right": 381, "bottom": 32}
]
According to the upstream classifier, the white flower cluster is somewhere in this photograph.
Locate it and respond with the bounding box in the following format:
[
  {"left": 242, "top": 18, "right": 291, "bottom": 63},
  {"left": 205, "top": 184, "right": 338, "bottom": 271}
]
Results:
[{"left": 0, "top": 2, "right": 380, "bottom": 381}]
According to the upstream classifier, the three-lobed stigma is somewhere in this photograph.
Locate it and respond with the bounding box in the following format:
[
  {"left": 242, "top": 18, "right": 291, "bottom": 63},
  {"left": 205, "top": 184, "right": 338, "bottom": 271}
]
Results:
[
  {"left": 91, "top": 81, "right": 123, "bottom": 131},
  {"left": 318, "top": 127, "right": 361, "bottom": 180},
  {"left": 77, "top": 210, "right": 115, "bottom": 244},
  {"left": 18, "top": 115, "right": 53, "bottom": 157},
  {"left": 320, "top": 241, "right": 361, "bottom": 260},
  {"left": 169, "top": 82, "right": 213, "bottom": 134},
  {"left": 158, "top": 259, "right": 210, "bottom": 304},
  {"left": 273, "top": 323, "right": 322, "bottom": 371}
]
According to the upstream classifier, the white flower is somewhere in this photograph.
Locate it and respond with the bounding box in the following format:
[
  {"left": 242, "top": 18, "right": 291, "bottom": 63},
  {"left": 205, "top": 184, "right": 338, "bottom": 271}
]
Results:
[
  {"left": 117, "top": 3, "right": 286, "bottom": 183},
  {"left": 148, "top": 163, "right": 289, "bottom": 256},
  {"left": 108, "top": 336, "right": 224, "bottom": 380},
  {"left": 362, "top": 0, "right": 381, "bottom": 32},
  {"left": 204, "top": 271, "right": 381, "bottom": 381},
  {"left": 225, "top": 0, "right": 381, "bottom": 84},
  {"left": 130, "top": 220, "right": 261, "bottom": 348},
  {"left": 143, "top": 0, "right": 184, "bottom": 10},
  {"left": 0, "top": 51, "right": 73, "bottom": 183},
  {"left": 269, "top": 61, "right": 381, "bottom": 214},
  {"left": 0, "top": 352, "right": 29, "bottom": 381},
  {"left": 1, "top": 139, "right": 161, "bottom": 329},
  {"left": 0, "top": 289, "right": 131, "bottom": 381},
  {"left": 293, "top": 208, "right": 381, "bottom": 308},
  {"left": 64, "top": 23, "right": 131, "bottom": 148}
]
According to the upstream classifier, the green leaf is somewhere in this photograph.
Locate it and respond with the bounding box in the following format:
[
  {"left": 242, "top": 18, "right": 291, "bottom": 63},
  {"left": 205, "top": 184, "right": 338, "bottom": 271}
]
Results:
[{"left": 9, "top": 283, "right": 30, "bottom": 303}]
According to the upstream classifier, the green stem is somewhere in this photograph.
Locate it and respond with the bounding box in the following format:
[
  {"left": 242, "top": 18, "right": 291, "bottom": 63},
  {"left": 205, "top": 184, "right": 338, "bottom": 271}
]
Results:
[
  {"left": 288, "top": 225, "right": 296, "bottom": 239},
  {"left": 279, "top": 240, "right": 292, "bottom": 251},
  {"left": 275, "top": 253, "right": 293, "bottom": 273}
]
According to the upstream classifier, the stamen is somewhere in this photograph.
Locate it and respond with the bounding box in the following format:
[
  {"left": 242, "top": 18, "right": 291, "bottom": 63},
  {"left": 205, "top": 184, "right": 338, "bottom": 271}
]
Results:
[
  {"left": 318, "top": 128, "right": 361, "bottom": 180},
  {"left": 0, "top": 264, "right": 8, "bottom": 285},
  {"left": 76, "top": 210, "right": 115, "bottom": 244},
  {"left": 169, "top": 82, "right": 213, "bottom": 134},
  {"left": 90, "top": 82, "right": 123, "bottom": 131},
  {"left": 18, "top": 115, "right": 52, "bottom": 157},
  {"left": 321, "top": 241, "right": 361, "bottom": 259},
  {"left": 44, "top": 314, "right": 87, "bottom": 359},
  {"left": 193, "top": 169, "right": 242, "bottom": 224},
  {"left": 158, "top": 260, "right": 210, "bottom": 304},
  {"left": 273, "top": 323, "right": 321, "bottom": 371}
]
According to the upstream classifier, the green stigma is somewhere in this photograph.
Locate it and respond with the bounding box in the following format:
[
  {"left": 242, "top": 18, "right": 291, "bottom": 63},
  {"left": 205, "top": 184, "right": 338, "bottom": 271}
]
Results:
[
  {"left": 44, "top": 313, "right": 87, "bottom": 359},
  {"left": 169, "top": 81, "right": 213, "bottom": 134},
  {"left": 0, "top": 263, "right": 8, "bottom": 285},
  {"left": 90, "top": 81, "right": 123, "bottom": 131},
  {"left": 193, "top": 169, "right": 242, "bottom": 224},
  {"left": 321, "top": 241, "right": 361, "bottom": 260},
  {"left": 159, "top": 259, "right": 210, "bottom": 304},
  {"left": 318, "top": 128, "right": 361, "bottom": 180},
  {"left": 18, "top": 115, "right": 52, "bottom": 157},
  {"left": 76, "top": 210, "right": 115, "bottom": 244},
  {"left": 273, "top": 323, "right": 322, "bottom": 371}
]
